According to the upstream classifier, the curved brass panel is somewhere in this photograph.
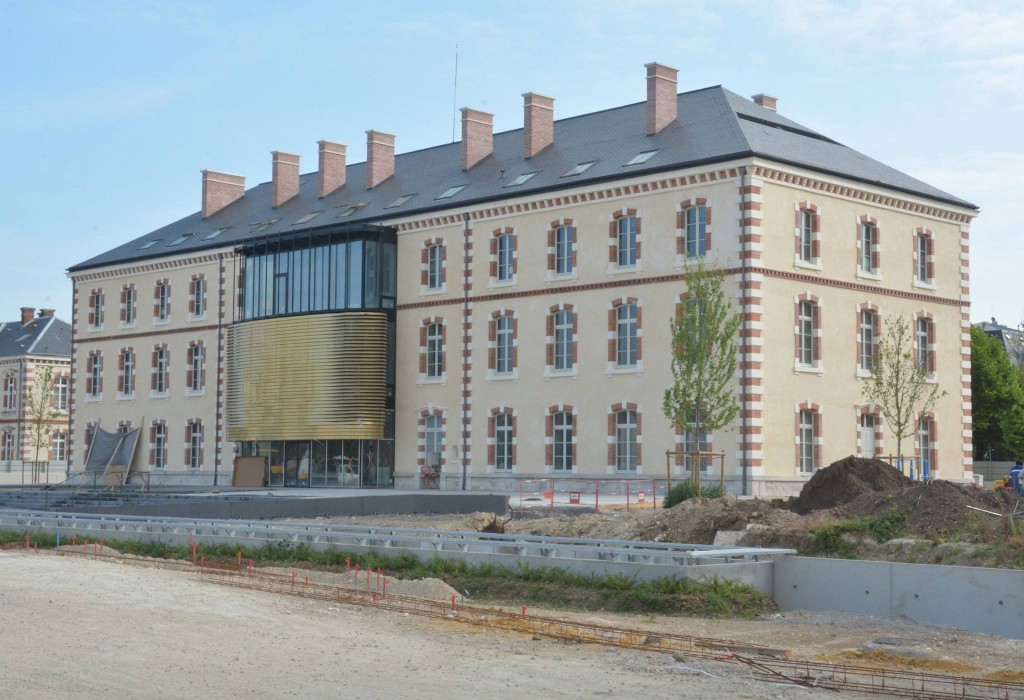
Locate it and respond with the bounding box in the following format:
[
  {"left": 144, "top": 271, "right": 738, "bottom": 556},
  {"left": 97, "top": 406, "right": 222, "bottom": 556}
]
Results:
[{"left": 227, "top": 313, "right": 388, "bottom": 440}]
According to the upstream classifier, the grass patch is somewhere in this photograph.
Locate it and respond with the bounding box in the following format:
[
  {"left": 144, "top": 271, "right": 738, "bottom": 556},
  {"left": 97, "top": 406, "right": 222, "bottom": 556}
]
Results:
[
  {"left": 0, "top": 529, "right": 776, "bottom": 618},
  {"left": 663, "top": 482, "right": 724, "bottom": 509},
  {"left": 810, "top": 509, "right": 907, "bottom": 557}
]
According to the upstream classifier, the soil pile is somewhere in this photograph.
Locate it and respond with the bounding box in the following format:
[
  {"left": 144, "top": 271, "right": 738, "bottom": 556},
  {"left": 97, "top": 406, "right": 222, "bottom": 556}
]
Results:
[
  {"left": 840, "top": 479, "right": 1021, "bottom": 539},
  {"left": 791, "top": 456, "right": 913, "bottom": 514},
  {"left": 630, "top": 494, "right": 801, "bottom": 544}
]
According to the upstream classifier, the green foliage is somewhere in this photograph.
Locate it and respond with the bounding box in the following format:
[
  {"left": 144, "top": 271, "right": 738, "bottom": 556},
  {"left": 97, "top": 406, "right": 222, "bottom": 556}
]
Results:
[
  {"left": 970, "top": 326, "right": 1024, "bottom": 461},
  {"left": 663, "top": 259, "right": 741, "bottom": 455},
  {"left": 811, "top": 510, "right": 908, "bottom": 556},
  {"left": 663, "top": 482, "right": 724, "bottom": 508},
  {"left": 862, "top": 314, "right": 946, "bottom": 459}
]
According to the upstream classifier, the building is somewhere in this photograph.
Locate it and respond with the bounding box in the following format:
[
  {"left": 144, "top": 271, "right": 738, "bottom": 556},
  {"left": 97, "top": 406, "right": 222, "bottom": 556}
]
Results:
[
  {"left": 0, "top": 307, "right": 72, "bottom": 482},
  {"left": 67, "top": 62, "right": 977, "bottom": 494}
]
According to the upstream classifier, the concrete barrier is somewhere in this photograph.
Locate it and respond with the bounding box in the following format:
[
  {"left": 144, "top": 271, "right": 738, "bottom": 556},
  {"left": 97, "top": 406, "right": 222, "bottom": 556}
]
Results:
[{"left": 774, "top": 556, "right": 1024, "bottom": 639}]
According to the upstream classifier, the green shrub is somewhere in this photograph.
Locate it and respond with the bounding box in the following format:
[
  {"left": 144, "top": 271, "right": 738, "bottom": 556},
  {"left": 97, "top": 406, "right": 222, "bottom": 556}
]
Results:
[{"left": 663, "top": 482, "right": 724, "bottom": 508}]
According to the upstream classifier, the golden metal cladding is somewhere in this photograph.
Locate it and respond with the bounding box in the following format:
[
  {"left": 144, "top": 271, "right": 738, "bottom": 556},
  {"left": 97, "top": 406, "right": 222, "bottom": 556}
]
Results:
[{"left": 226, "top": 313, "right": 388, "bottom": 440}]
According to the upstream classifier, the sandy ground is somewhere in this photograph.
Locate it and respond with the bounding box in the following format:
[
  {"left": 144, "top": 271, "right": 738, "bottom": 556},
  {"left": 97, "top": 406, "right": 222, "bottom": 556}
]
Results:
[{"left": 3, "top": 551, "right": 1022, "bottom": 699}]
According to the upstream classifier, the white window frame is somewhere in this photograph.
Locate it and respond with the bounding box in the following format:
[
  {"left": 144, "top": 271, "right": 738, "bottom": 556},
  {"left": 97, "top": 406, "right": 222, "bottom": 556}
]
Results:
[
  {"left": 53, "top": 375, "right": 69, "bottom": 411},
  {"left": 495, "top": 316, "right": 514, "bottom": 375},
  {"left": 123, "top": 286, "right": 136, "bottom": 326},
  {"left": 554, "top": 225, "right": 573, "bottom": 276},
  {"left": 917, "top": 318, "right": 931, "bottom": 373},
  {"left": 799, "top": 209, "right": 814, "bottom": 263},
  {"left": 2, "top": 373, "right": 16, "bottom": 411},
  {"left": 426, "top": 245, "right": 443, "bottom": 290},
  {"left": 193, "top": 277, "right": 207, "bottom": 318},
  {"left": 615, "top": 409, "right": 638, "bottom": 472},
  {"left": 153, "top": 422, "right": 167, "bottom": 470},
  {"left": 88, "top": 354, "right": 101, "bottom": 398},
  {"left": 120, "top": 350, "right": 134, "bottom": 397},
  {"left": 52, "top": 432, "right": 67, "bottom": 461},
  {"left": 683, "top": 410, "right": 710, "bottom": 474},
  {"left": 860, "top": 223, "right": 876, "bottom": 273},
  {"left": 496, "top": 233, "right": 514, "bottom": 282},
  {"left": 616, "top": 216, "right": 637, "bottom": 267},
  {"left": 91, "top": 293, "right": 103, "bottom": 329},
  {"left": 154, "top": 347, "right": 168, "bottom": 395},
  {"left": 684, "top": 206, "right": 707, "bottom": 258},
  {"left": 0, "top": 431, "right": 13, "bottom": 460},
  {"left": 798, "top": 301, "right": 814, "bottom": 367},
  {"left": 616, "top": 304, "right": 638, "bottom": 368},
  {"left": 423, "top": 415, "right": 443, "bottom": 468},
  {"left": 494, "top": 412, "right": 513, "bottom": 471},
  {"left": 860, "top": 413, "right": 877, "bottom": 458},
  {"left": 798, "top": 409, "right": 815, "bottom": 473},
  {"left": 188, "top": 344, "right": 204, "bottom": 393},
  {"left": 426, "top": 323, "right": 443, "bottom": 379},
  {"left": 553, "top": 411, "right": 573, "bottom": 472},
  {"left": 156, "top": 283, "right": 170, "bottom": 322},
  {"left": 553, "top": 310, "right": 574, "bottom": 372},
  {"left": 188, "top": 421, "right": 202, "bottom": 470},
  {"left": 859, "top": 310, "right": 875, "bottom": 372}
]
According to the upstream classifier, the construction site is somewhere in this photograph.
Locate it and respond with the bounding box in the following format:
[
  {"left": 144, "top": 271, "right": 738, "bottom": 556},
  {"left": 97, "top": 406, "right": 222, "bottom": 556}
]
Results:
[{"left": 2, "top": 457, "right": 1023, "bottom": 698}]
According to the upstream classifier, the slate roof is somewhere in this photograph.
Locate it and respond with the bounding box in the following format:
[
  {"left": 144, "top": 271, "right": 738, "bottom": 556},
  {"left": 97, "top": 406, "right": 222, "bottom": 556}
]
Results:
[
  {"left": 0, "top": 315, "right": 71, "bottom": 359},
  {"left": 976, "top": 320, "right": 1024, "bottom": 366},
  {"left": 70, "top": 86, "right": 976, "bottom": 272}
]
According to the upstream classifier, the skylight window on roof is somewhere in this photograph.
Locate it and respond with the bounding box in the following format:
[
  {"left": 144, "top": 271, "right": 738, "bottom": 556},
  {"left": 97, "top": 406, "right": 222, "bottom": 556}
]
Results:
[
  {"left": 250, "top": 219, "right": 280, "bottom": 233},
  {"left": 293, "top": 211, "right": 323, "bottom": 225},
  {"left": 337, "top": 202, "right": 367, "bottom": 218},
  {"left": 436, "top": 185, "right": 467, "bottom": 200},
  {"left": 167, "top": 232, "right": 196, "bottom": 247},
  {"left": 203, "top": 227, "right": 231, "bottom": 240},
  {"left": 562, "top": 161, "right": 596, "bottom": 177},
  {"left": 504, "top": 172, "right": 537, "bottom": 187},
  {"left": 138, "top": 240, "right": 160, "bottom": 250},
  {"left": 384, "top": 194, "right": 416, "bottom": 209},
  {"left": 625, "top": 150, "right": 659, "bottom": 166}
]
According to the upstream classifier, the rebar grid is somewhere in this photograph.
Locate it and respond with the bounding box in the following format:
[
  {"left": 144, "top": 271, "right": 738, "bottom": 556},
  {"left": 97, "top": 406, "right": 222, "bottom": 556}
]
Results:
[{"left": 53, "top": 550, "right": 1024, "bottom": 699}]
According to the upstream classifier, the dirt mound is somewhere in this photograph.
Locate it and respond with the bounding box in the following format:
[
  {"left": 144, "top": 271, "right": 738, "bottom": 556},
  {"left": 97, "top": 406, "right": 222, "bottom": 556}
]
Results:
[
  {"left": 630, "top": 494, "right": 801, "bottom": 544},
  {"left": 840, "top": 479, "right": 1022, "bottom": 539},
  {"left": 792, "top": 456, "right": 913, "bottom": 514}
]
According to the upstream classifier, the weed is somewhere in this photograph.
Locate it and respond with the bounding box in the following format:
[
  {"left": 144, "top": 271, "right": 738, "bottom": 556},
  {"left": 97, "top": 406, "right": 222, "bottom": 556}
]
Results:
[{"left": 663, "top": 483, "right": 724, "bottom": 509}]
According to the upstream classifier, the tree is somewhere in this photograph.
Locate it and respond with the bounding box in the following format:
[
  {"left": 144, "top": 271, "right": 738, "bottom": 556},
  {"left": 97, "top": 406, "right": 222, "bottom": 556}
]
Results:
[
  {"left": 662, "top": 260, "right": 741, "bottom": 474},
  {"left": 861, "top": 314, "right": 946, "bottom": 461},
  {"left": 25, "top": 364, "right": 59, "bottom": 479},
  {"left": 970, "top": 326, "right": 1024, "bottom": 460}
]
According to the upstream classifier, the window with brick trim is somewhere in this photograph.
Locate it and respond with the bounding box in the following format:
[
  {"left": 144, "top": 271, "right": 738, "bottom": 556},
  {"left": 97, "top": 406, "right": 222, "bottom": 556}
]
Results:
[
  {"left": 795, "top": 296, "right": 821, "bottom": 368},
  {"left": 186, "top": 341, "right": 206, "bottom": 393},
  {"left": 84, "top": 423, "right": 96, "bottom": 452},
  {"left": 488, "top": 407, "right": 516, "bottom": 471},
  {"left": 51, "top": 431, "right": 67, "bottom": 461},
  {"left": 608, "top": 209, "right": 640, "bottom": 269},
  {"left": 680, "top": 202, "right": 709, "bottom": 258},
  {"left": 420, "top": 319, "right": 446, "bottom": 381},
  {"left": 189, "top": 275, "right": 208, "bottom": 318},
  {"left": 857, "top": 216, "right": 880, "bottom": 275},
  {"left": 609, "top": 298, "right": 642, "bottom": 370},
  {"left": 795, "top": 203, "right": 821, "bottom": 265},
  {"left": 422, "top": 240, "right": 446, "bottom": 291},
  {"left": 915, "top": 314, "right": 936, "bottom": 374},
  {"left": 546, "top": 305, "right": 577, "bottom": 374},
  {"left": 858, "top": 407, "right": 883, "bottom": 458},
  {"left": 154, "top": 280, "right": 171, "bottom": 321},
  {"left": 117, "top": 348, "right": 135, "bottom": 397},
  {"left": 419, "top": 408, "right": 446, "bottom": 470},
  {"left": 120, "top": 284, "right": 137, "bottom": 326},
  {"left": 491, "top": 228, "right": 517, "bottom": 284},
  {"left": 858, "top": 305, "right": 880, "bottom": 372},
  {"left": 118, "top": 420, "right": 133, "bottom": 436},
  {"left": 918, "top": 413, "right": 937, "bottom": 473},
  {"left": 488, "top": 311, "right": 517, "bottom": 377},
  {"left": 86, "top": 351, "right": 103, "bottom": 398},
  {"left": 150, "top": 421, "right": 168, "bottom": 470},
  {"left": 796, "top": 404, "right": 821, "bottom": 473},
  {"left": 0, "top": 429, "right": 14, "bottom": 460},
  {"left": 914, "top": 229, "right": 935, "bottom": 285},
  {"left": 548, "top": 219, "right": 576, "bottom": 277},
  {"left": 186, "top": 419, "right": 203, "bottom": 469},
  {"left": 152, "top": 345, "right": 169, "bottom": 394},
  {"left": 678, "top": 410, "right": 711, "bottom": 473},
  {"left": 52, "top": 375, "right": 69, "bottom": 411},
  {"left": 546, "top": 405, "right": 576, "bottom": 472},
  {"left": 610, "top": 404, "right": 641, "bottom": 471},
  {"left": 2, "top": 371, "right": 16, "bottom": 411},
  {"left": 88, "top": 289, "right": 104, "bottom": 329}
]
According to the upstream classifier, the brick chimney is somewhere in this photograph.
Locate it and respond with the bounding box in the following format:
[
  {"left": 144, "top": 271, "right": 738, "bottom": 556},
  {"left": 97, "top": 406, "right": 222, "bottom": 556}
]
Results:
[
  {"left": 317, "top": 141, "right": 346, "bottom": 198},
  {"left": 523, "top": 93, "right": 554, "bottom": 159},
  {"left": 366, "top": 130, "right": 396, "bottom": 189},
  {"left": 460, "top": 108, "right": 494, "bottom": 170},
  {"left": 201, "top": 170, "right": 245, "bottom": 219},
  {"left": 271, "top": 151, "right": 300, "bottom": 208},
  {"left": 752, "top": 93, "right": 778, "bottom": 112},
  {"left": 20, "top": 307, "right": 34, "bottom": 325},
  {"left": 645, "top": 62, "right": 679, "bottom": 135},
  {"left": 38, "top": 309, "right": 55, "bottom": 318}
]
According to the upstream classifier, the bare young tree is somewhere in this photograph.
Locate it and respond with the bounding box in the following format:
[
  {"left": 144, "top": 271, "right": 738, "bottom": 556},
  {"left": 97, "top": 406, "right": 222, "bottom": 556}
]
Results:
[
  {"left": 25, "top": 364, "right": 59, "bottom": 477},
  {"left": 862, "top": 314, "right": 946, "bottom": 461},
  {"left": 662, "top": 260, "right": 741, "bottom": 471}
]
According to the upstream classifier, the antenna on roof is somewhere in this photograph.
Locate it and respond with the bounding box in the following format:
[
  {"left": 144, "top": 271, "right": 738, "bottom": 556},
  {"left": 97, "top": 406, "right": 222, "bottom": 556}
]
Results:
[{"left": 451, "top": 43, "right": 459, "bottom": 143}]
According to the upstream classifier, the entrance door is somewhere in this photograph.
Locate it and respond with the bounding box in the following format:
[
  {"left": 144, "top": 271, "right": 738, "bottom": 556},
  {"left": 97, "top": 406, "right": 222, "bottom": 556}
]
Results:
[{"left": 861, "top": 414, "right": 877, "bottom": 458}]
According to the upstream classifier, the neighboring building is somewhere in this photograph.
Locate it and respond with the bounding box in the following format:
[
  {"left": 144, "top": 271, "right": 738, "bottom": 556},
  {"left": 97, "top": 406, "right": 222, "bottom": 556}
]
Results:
[
  {"left": 974, "top": 319, "right": 1024, "bottom": 366},
  {"left": 67, "top": 62, "right": 977, "bottom": 493},
  {"left": 0, "top": 307, "right": 72, "bottom": 477}
]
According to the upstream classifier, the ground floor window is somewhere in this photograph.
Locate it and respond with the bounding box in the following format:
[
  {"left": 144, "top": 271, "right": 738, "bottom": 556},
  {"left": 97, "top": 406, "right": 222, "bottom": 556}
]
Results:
[{"left": 239, "top": 439, "right": 394, "bottom": 488}]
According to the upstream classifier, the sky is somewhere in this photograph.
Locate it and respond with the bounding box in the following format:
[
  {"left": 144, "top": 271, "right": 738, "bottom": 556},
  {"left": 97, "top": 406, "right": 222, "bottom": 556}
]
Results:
[{"left": 2, "top": 0, "right": 1022, "bottom": 326}]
